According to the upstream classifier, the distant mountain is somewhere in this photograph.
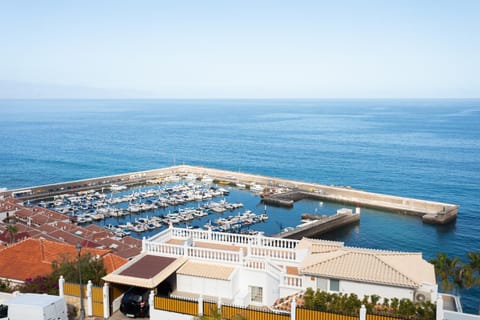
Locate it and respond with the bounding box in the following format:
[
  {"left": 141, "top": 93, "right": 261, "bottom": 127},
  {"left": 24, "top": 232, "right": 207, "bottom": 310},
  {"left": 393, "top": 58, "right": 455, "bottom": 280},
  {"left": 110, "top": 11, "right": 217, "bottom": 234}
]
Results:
[{"left": 0, "top": 80, "right": 154, "bottom": 99}]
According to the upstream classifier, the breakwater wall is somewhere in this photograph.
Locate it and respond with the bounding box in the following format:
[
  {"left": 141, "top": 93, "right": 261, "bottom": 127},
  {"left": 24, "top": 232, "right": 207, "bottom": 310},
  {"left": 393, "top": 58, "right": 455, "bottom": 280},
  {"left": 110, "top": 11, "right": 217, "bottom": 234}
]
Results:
[{"left": 0, "top": 165, "right": 458, "bottom": 224}]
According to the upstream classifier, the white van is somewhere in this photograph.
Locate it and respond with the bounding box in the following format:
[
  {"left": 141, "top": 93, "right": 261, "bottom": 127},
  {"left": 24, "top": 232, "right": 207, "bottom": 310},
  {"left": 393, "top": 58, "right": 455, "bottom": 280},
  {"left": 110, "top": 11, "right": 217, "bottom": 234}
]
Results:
[{"left": 5, "top": 293, "right": 68, "bottom": 320}]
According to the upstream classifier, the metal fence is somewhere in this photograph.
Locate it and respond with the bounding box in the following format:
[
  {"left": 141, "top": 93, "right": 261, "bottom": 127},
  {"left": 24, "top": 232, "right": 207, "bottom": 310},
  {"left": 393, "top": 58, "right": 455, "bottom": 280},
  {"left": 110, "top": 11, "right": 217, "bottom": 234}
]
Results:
[
  {"left": 63, "top": 282, "right": 105, "bottom": 317},
  {"left": 366, "top": 314, "right": 405, "bottom": 320},
  {"left": 154, "top": 296, "right": 198, "bottom": 316},
  {"left": 63, "top": 282, "right": 85, "bottom": 297},
  {"left": 296, "top": 308, "right": 358, "bottom": 320},
  {"left": 91, "top": 286, "right": 104, "bottom": 317},
  {"left": 222, "top": 305, "right": 290, "bottom": 320},
  {"left": 203, "top": 301, "right": 219, "bottom": 317},
  {"left": 152, "top": 295, "right": 418, "bottom": 320}
]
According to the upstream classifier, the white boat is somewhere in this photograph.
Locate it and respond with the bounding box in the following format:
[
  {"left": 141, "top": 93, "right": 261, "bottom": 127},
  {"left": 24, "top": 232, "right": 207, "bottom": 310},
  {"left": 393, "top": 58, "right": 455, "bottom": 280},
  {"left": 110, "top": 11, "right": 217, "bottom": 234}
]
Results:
[
  {"left": 110, "top": 184, "right": 127, "bottom": 191},
  {"left": 185, "top": 174, "right": 197, "bottom": 181},
  {"left": 217, "top": 188, "right": 230, "bottom": 195},
  {"left": 249, "top": 184, "right": 264, "bottom": 192},
  {"left": 133, "top": 224, "right": 147, "bottom": 233},
  {"left": 202, "top": 176, "right": 214, "bottom": 184}
]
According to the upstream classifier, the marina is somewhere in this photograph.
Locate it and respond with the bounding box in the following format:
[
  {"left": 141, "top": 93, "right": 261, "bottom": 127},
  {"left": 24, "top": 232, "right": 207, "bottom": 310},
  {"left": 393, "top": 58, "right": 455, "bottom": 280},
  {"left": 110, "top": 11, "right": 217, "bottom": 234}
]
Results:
[
  {"left": 1, "top": 164, "right": 458, "bottom": 222},
  {"left": 0, "top": 165, "right": 458, "bottom": 240}
]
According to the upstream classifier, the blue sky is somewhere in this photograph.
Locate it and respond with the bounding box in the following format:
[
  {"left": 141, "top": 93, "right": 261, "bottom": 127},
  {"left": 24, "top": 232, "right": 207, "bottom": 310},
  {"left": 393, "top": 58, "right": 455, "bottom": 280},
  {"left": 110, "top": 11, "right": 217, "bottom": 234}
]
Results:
[{"left": 0, "top": 1, "right": 479, "bottom": 98}]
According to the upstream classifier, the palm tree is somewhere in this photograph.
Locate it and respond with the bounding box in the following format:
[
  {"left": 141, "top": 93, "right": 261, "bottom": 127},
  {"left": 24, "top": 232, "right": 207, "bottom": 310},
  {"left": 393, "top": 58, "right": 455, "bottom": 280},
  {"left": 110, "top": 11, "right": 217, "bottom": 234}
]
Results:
[
  {"left": 467, "top": 251, "right": 480, "bottom": 286},
  {"left": 6, "top": 224, "right": 18, "bottom": 245},
  {"left": 430, "top": 253, "right": 462, "bottom": 293},
  {"left": 431, "top": 252, "right": 478, "bottom": 294}
]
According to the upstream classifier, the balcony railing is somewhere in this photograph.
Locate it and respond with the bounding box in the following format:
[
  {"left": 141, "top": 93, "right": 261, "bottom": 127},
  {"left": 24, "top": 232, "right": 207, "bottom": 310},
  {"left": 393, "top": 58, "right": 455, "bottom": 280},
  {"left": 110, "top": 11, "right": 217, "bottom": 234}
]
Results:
[{"left": 144, "top": 241, "right": 242, "bottom": 263}]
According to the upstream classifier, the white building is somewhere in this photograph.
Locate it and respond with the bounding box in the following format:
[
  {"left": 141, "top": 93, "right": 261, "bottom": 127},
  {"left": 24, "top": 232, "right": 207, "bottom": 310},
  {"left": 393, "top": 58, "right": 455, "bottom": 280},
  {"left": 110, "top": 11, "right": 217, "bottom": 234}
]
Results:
[
  {"left": 103, "top": 226, "right": 437, "bottom": 308},
  {"left": 298, "top": 238, "right": 437, "bottom": 303}
]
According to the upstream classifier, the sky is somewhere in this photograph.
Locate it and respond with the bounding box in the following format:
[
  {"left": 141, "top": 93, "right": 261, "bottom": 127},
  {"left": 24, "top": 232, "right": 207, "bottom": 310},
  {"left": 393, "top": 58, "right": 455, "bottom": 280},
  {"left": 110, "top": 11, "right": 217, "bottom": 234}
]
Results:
[{"left": 0, "top": 1, "right": 479, "bottom": 99}]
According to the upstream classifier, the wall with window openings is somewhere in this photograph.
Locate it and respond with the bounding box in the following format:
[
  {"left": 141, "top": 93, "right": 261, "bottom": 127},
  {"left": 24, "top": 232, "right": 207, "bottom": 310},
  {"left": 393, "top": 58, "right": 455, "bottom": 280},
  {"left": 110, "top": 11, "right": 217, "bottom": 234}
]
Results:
[{"left": 303, "top": 275, "right": 414, "bottom": 301}]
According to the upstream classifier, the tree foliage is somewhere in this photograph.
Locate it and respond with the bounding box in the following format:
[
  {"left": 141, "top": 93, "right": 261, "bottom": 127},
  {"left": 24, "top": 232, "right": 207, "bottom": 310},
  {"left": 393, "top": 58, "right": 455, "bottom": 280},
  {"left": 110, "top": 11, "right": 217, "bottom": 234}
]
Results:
[
  {"left": 15, "top": 252, "right": 107, "bottom": 294},
  {"left": 6, "top": 224, "right": 17, "bottom": 244},
  {"left": 430, "top": 251, "right": 480, "bottom": 294},
  {"left": 17, "top": 275, "right": 59, "bottom": 295},
  {"left": 0, "top": 279, "right": 13, "bottom": 293},
  {"left": 303, "top": 288, "right": 435, "bottom": 319},
  {"left": 51, "top": 252, "right": 107, "bottom": 286}
]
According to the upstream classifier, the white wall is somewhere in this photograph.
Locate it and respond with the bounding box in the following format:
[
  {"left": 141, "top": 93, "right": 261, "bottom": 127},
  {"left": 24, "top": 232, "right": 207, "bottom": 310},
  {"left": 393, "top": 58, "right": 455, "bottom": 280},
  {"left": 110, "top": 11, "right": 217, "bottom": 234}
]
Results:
[
  {"left": 235, "top": 268, "right": 280, "bottom": 306},
  {"left": 112, "top": 294, "right": 123, "bottom": 314},
  {"left": 177, "top": 274, "right": 233, "bottom": 300},
  {"left": 176, "top": 267, "right": 282, "bottom": 307},
  {"left": 445, "top": 311, "right": 480, "bottom": 320},
  {"left": 307, "top": 276, "right": 414, "bottom": 301},
  {"left": 340, "top": 279, "right": 414, "bottom": 301}
]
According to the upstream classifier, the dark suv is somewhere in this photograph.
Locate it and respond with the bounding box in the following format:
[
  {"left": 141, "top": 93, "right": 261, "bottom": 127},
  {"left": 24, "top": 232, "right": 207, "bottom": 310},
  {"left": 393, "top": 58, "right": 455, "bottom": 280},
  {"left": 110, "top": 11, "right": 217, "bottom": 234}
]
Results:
[{"left": 120, "top": 287, "right": 150, "bottom": 318}]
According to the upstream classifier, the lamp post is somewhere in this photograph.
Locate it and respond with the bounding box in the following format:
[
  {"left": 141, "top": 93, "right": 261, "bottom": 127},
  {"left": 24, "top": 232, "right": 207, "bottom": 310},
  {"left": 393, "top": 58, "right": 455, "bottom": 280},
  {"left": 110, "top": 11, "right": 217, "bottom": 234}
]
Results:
[{"left": 76, "top": 243, "right": 85, "bottom": 320}]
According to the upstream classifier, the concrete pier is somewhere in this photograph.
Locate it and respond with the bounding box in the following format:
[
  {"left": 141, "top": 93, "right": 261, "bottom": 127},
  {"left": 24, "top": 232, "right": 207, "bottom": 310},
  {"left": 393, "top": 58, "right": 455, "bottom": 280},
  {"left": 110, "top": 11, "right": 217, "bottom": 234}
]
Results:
[
  {"left": 276, "top": 210, "right": 360, "bottom": 239},
  {"left": 0, "top": 164, "right": 458, "bottom": 224}
]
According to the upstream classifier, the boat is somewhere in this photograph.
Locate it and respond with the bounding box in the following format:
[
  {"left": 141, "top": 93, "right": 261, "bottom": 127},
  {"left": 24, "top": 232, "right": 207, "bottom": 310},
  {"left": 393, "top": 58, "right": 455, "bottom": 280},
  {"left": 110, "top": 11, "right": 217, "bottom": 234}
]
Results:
[
  {"left": 201, "top": 176, "right": 214, "bottom": 184},
  {"left": 110, "top": 184, "right": 127, "bottom": 191},
  {"left": 236, "top": 183, "right": 246, "bottom": 189},
  {"left": 249, "top": 184, "right": 264, "bottom": 193},
  {"left": 217, "top": 188, "right": 230, "bottom": 195}
]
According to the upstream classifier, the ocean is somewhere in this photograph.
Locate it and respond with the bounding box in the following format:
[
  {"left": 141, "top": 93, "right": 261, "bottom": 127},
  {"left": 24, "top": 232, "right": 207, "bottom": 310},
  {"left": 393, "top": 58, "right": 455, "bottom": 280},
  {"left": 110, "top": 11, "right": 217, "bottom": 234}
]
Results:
[{"left": 0, "top": 99, "right": 479, "bottom": 312}]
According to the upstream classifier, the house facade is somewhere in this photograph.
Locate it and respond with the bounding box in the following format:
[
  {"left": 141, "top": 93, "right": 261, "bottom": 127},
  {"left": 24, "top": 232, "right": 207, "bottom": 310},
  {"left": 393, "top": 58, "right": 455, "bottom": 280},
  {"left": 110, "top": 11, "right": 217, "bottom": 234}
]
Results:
[{"left": 103, "top": 226, "right": 438, "bottom": 310}]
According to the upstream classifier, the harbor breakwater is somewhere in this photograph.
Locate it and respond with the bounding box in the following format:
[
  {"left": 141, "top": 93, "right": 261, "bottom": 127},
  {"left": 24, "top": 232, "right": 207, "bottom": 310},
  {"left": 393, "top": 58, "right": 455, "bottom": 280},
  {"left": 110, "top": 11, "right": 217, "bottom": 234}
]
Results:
[{"left": 1, "top": 165, "right": 458, "bottom": 225}]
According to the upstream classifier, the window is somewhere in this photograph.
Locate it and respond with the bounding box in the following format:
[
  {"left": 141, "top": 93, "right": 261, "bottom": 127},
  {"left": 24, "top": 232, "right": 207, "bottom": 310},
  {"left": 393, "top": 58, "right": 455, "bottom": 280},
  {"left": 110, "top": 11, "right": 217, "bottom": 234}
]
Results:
[
  {"left": 329, "top": 279, "right": 340, "bottom": 291},
  {"left": 250, "top": 286, "right": 263, "bottom": 303},
  {"left": 316, "top": 278, "right": 328, "bottom": 291}
]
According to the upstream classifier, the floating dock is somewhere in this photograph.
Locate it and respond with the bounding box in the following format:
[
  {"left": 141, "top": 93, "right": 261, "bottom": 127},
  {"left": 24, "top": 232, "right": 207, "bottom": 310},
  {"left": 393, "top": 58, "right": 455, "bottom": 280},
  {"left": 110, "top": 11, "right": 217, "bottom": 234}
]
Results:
[{"left": 0, "top": 165, "right": 458, "bottom": 225}]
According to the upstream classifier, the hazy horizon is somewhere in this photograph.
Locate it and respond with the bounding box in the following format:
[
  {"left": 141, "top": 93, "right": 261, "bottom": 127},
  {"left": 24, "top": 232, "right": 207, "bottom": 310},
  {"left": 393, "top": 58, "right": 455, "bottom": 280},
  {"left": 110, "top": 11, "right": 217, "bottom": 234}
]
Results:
[{"left": 1, "top": 1, "right": 479, "bottom": 99}]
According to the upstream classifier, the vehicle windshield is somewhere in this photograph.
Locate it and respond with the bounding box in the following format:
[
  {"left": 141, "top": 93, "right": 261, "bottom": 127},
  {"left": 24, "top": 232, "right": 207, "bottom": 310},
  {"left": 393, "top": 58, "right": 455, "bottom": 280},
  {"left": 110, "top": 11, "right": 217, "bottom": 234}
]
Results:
[{"left": 123, "top": 288, "right": 147, "bottom": 303}]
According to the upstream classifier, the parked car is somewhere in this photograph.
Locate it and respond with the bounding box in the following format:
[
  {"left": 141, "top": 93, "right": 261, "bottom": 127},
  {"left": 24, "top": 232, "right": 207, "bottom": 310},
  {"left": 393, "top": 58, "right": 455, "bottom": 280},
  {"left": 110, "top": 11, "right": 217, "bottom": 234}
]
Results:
[{"left": 120, "top": 287, "right": 150, "bottom": 318}]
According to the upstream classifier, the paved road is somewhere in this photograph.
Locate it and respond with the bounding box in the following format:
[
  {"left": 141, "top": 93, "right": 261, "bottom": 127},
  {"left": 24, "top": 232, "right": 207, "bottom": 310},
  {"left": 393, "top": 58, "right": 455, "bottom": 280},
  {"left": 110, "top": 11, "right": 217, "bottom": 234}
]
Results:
[{"left": 83, "top": 311, "right": 143, "bottom": 320}]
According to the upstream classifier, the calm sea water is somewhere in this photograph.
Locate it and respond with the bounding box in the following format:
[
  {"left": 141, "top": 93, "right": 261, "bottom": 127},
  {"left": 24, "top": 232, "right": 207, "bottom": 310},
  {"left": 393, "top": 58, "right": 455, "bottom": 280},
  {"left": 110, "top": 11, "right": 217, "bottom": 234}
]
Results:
[{"left": 0, "top": 99, "right": 479, "bottom": 312}]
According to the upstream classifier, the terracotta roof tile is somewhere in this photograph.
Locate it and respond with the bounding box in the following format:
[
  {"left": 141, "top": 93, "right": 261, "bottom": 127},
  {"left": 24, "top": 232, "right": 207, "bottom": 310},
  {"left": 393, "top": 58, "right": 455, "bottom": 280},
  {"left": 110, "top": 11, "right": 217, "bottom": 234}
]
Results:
[
  {"left": 0, "top": 229, "right": 30, "bottom": 243},
  {"left": 0, "top": 238, "right": 127, "bottom": 282},
  {"left": 102, "top": 253, "right": 128, "bottom": 274},
  {"left": 0, "top": 238, "right": 56, "bottom": 281},
  {"left": 300, "top": 248, "right": 435, "bottom": 288}
]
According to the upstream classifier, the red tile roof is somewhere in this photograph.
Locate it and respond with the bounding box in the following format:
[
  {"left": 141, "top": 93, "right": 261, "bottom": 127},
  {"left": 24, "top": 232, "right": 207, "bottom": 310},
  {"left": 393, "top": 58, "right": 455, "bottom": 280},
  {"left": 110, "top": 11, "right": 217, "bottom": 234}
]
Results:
[
  {"left": 0, "top": 229, "right": 30, "bottom": 244},
  {"left": 1, "top": 200, "right": 141, "bottom": 259},
  {"left": 0, "top": 238, "right": 128, "bottom": 281}
]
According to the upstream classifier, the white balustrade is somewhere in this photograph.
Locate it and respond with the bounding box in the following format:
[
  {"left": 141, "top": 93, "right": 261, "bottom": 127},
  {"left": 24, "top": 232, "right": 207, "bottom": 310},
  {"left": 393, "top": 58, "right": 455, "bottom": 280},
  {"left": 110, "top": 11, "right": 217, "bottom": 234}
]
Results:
[
  {"left": 257, "top": 237, "right": 299, "bottom": 249},
  {"left": 283, "top": 275, "right": 303, "bottom": 288},
  {"left": 186, "top": 246, "right": 242, "bottom": 263},
  {"left": 250, "top": 246, "right": 296, "bottom": 261},
  {"left": 243, "top": 258, "right": 266, "bottom": 270},
  {"left": 148, "top": 228, "right": 172, "bottom": 242},
  {"left": 145, "top": 240, "right": 242, "bottom": 263},
  {"left": 156, "top": 228, "right": 300, "bottom": 253},
  {"left": 145, "top": 242, "right": 185, "bottom": 256}
]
